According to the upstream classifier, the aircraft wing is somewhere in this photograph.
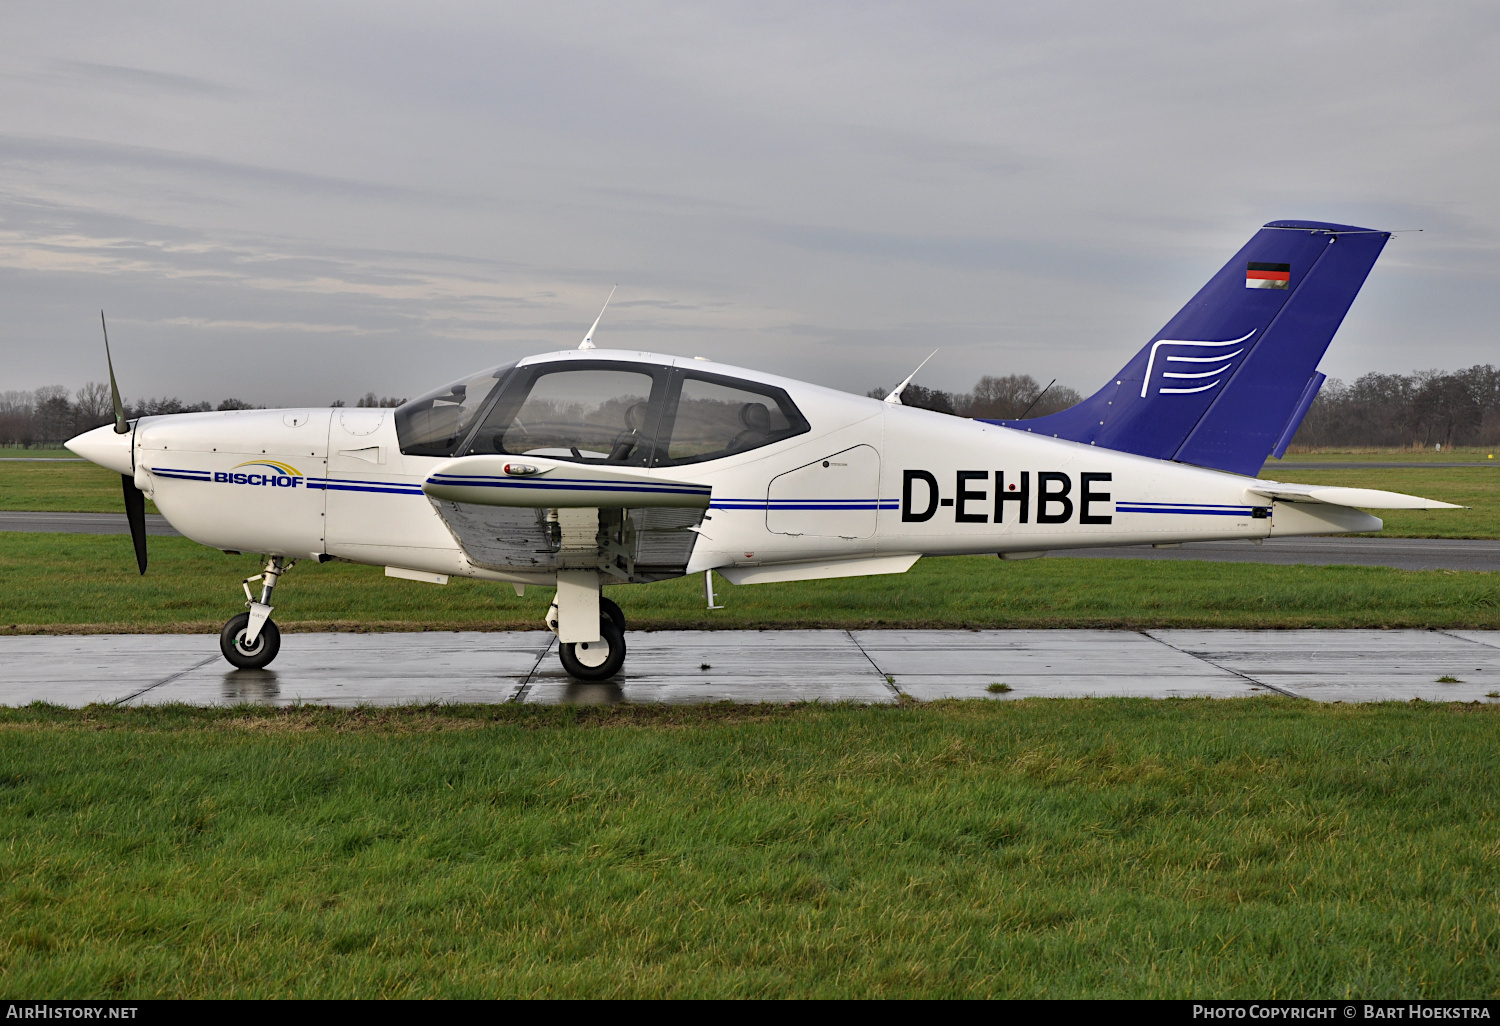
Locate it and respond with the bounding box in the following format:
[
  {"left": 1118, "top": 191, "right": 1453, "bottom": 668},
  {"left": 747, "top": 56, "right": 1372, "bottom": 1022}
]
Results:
[
  {"left": 1248, "top": 481, "right": 1463, "bottom": 510},
  {"left": 423, "top": 455, "right": 711, "bottom": 508}
]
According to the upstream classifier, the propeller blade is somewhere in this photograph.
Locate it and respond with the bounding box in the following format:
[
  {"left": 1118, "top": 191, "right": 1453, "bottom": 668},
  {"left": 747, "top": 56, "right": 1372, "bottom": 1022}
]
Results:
[
  {"left": 100, "top": 314, "right": 145, "bottom": 572},
  {"left": 101, "top": 310, "right": 128, "bottom": 435},
  {"left": 121, "top": 474, "right": 147, "bottom": 575}
]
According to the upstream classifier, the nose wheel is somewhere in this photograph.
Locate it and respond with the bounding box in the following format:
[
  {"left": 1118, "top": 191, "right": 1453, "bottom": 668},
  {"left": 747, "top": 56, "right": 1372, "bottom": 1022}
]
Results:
[{"left": 221, "top": 611, "right": 281, "bottom": 670}]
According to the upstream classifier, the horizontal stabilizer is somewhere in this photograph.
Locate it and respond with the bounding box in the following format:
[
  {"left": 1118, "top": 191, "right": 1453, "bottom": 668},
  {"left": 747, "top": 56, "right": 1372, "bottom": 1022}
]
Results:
[
  {"left": 1248, "top": 482, "right": 1463, "bottom": 509},
  {"left": 424, "top": 455, "right": 710, "bottom": 508}
]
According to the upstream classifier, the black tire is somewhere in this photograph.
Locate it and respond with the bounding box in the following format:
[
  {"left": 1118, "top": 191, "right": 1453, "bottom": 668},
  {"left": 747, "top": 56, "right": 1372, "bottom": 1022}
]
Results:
[
  {"left": 220, "top": 611, "right": 281, "bottom": 670},
  {"left": 558, "top": 616, "right": 626, "bottom": 682},
  {"left": 600, "top": 596, "right": 626, "bottom": 633}
]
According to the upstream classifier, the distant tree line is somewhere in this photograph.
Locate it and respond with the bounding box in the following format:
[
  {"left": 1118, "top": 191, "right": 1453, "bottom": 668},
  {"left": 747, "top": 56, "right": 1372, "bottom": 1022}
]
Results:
[
  {"left": 1289, "top": 366, "right": 1500, "bottom": 448},
  {"left": 867, "top": 374, "right": 1084, "bottom": 419},
  {"left": 0, "top": 386, "right": 408, "bottom": 447},
  {"left": 331, "top": 393, "right": 407, "bottom": 409},
  {"left": 8, "top": 367, "right": 1495, "bottom": 449},
  {"left": 872, "top": 365, "right": 1500, "bottom": 449}
]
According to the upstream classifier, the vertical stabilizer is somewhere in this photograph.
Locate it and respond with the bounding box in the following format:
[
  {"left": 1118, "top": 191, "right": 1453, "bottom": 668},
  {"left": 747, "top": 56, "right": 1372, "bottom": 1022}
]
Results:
[{"left": 986, "top": 221, "right": 1389, "bottom": 476}]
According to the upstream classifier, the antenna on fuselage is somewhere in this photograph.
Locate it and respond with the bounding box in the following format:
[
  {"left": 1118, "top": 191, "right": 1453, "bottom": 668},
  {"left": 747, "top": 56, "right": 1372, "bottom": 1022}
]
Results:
[
  {"left": 578, "top": 285, "right": 617, "bottom": 350},
  {"left": 883, "top": 349, "right": 938, "bottom": 405},
  {"left": 1016, "top": 378, "right": 1056, "bottom": 420}
]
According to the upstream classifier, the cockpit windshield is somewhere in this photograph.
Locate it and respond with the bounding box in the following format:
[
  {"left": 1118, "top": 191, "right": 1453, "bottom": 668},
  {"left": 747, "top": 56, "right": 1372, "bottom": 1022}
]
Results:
[{"left": 394, "top": 363, "right": 514, "bottom": 458}]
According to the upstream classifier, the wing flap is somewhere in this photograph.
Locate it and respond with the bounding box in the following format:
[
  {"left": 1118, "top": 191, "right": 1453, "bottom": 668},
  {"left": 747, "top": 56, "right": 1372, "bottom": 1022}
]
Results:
[
  {"left": 718, "top": 553, "right": 921, "bottom": 586},
  {"left": 424, "top": 455, "right": 710, "bottom": 509}
]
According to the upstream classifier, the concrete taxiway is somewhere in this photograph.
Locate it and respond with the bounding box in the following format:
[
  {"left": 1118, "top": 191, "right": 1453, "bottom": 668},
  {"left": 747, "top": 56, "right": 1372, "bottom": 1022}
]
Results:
[
  {"left": 2, "top": 629, "right": 1497, "bottom": 707},
  {"left": 0, "top": 511, "right": 184, "bottom": 535},
  {"left": 4, "top": 511, "right": 1497, "bottom": 571}
]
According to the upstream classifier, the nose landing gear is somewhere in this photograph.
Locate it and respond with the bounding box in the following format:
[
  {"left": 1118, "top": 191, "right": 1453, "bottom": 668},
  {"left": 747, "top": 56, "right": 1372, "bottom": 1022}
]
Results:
[
  {"left": 221, "top": 611, "right": 280, "bottom": 669},
  {"left": 220, "top": 556, "right": 292, "bottom": 670}
]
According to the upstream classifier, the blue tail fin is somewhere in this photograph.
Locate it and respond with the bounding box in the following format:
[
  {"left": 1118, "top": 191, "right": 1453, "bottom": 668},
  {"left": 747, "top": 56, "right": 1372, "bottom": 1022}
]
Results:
[{"left": 986, "top": 220, "right": 1390, "bottom": 476}]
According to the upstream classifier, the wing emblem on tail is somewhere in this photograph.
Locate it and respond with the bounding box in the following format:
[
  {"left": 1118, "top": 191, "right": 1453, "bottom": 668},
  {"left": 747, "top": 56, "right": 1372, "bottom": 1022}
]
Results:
[{"left": 1140, "top": 329, "right": 1256, "bottom": 398}]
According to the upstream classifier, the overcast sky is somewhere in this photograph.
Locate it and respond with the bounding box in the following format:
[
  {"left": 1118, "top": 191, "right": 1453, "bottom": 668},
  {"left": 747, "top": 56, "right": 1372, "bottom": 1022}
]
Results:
[{"left": 1, "top": 1, "right": 1497, "bottom": 406}]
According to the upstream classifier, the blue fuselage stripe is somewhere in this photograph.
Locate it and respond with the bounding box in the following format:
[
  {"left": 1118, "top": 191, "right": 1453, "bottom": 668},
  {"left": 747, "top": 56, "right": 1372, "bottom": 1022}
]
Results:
[
  {"left": 711, "top": 499, "right": 900, "bottom": 510},
  {"left": 1117, "top": 504, "right": 1254, "bottom": 516},
  {"left": 312, "top": 484, "right": 424, "bottom": 495}
]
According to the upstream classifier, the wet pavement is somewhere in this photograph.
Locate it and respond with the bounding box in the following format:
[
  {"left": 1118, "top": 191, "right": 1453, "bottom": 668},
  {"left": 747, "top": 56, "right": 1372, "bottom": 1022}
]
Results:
[{"left": 2, "top": 629, "right": 1497, "bottom": 707}]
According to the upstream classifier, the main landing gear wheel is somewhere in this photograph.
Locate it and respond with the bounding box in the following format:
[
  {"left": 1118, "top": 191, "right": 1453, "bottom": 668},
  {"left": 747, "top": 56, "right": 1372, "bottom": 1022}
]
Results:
[
  {"left": 600, "top": 596, "right": 626, "bottom": 634},
  {"left": 558, "top": 616, "right": 626, "bottom": 682},
  {"left": 220, "top": 611, "right": 281, "bottom": 670}
]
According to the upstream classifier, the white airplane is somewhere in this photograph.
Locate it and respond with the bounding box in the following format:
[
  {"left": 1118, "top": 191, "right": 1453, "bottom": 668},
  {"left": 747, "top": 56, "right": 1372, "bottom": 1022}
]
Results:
[{"left": 67, "top": 220, "right": 1458, "bottom": 680}]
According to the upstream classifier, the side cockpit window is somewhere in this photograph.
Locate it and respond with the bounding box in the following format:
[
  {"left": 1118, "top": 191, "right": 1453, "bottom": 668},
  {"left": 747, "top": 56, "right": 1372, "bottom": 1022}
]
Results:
[
  {"left": 464, "top": 364, "right": 665, "bottom": 466},
  {"left": 395, "top": 363, "right": 514, "bottom": 458},
  {"left": 656, "top": 373, "right": 807, "bottom": 466},
  {"left": 403, "top": 359, "right": 806, "bottom": 466}
]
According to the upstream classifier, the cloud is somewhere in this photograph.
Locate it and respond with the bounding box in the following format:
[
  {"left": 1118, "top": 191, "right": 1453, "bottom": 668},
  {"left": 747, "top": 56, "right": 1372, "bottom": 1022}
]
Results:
[
  {"left": 0, "top": 133, "right": 443, "bottom": 204},
  {"left": 0, "top": 1, "right": 1497, "bottom": 402},
  {"left": 52, "top": 60, "right": 243, "bottom": 98},
  {"left": 157, "top": 317, "right": 383, "bottom": 334}
]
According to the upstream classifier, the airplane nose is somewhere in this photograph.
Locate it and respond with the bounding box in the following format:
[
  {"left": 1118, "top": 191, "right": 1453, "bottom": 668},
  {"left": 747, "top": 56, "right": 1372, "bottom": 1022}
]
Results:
[{"left": 65, "top": 423, "right": 134, "bottom": 475}]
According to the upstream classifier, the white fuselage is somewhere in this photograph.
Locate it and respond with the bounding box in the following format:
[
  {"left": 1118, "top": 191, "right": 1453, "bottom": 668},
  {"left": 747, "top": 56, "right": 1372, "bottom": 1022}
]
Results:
[{"left": 87, "top": 349, "right": 1376, "bottom": 588}]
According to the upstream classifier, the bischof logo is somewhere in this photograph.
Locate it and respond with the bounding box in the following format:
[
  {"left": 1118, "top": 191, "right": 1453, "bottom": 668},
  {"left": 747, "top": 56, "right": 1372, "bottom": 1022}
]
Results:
[
  {"left": 1140, "top": 329, "right": 1256, "bottom": 398},
  {"left": 213, "top": 460, "right": 305, "bottom": 487}
]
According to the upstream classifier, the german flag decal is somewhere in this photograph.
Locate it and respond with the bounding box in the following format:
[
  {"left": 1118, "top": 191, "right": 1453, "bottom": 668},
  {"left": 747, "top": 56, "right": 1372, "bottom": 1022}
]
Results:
[{"left": 1246, "top": 261, "right": 1291, "bottom": 289}]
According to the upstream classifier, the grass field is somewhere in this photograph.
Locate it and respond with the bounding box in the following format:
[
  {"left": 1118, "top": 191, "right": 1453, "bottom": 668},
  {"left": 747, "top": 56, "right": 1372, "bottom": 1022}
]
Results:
[
  {"left": 1, "top": 699, "right": 1497, "bottom": 998},
  {"left": 1256, "top": 467, "right": 1500, "bottom": 539},
  {"left": 3, "top": 451, "right": 1496, "bottom": 539},
  {"left": 4, "top": 532, "right": 1499, "bottom": 633},
  {"left": 1274, "top": 446, "right": 1499, "bottom": 464},
  {"left": 2, "top": 448, "right": 1494, "bottom": 632},
  {"left": 0, "top": 458, "right": 161, "bottom": 515},
  {"left": 5, "top": 452, "right": 1496, "bottom": 1000}
]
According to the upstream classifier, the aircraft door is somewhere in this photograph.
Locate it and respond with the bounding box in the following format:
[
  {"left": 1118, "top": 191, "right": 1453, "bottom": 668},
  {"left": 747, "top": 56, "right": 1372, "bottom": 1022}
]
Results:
[{"left": 766, "top": 445, "right": 881, "bottom": 538}]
